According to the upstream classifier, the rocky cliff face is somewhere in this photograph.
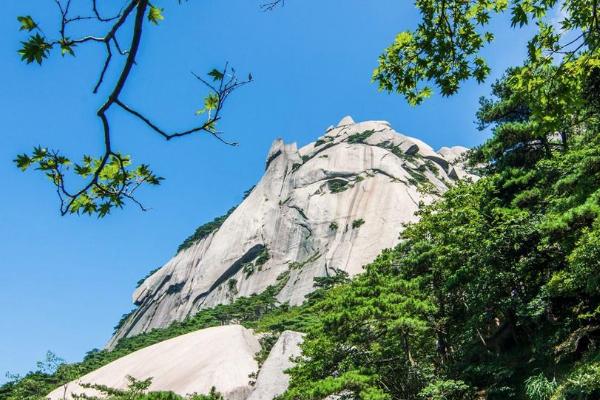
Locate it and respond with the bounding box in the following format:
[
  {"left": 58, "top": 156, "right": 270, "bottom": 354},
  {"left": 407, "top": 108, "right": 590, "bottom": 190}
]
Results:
[{"left": 109, "top": 116, "right": 473, "bottom": 347}]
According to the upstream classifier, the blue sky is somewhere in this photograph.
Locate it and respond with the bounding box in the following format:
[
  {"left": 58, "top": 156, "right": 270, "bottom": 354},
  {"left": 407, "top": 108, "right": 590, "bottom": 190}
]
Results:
[{"left": 0, "top": 0, "right": 534, "bottom": 382}]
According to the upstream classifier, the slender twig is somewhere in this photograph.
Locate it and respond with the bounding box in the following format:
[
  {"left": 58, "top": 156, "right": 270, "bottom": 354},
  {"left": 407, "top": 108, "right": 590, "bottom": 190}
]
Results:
[
  {"left": 94, "top": 42, "right": 113, "bottom": 94},
  {"left": 260, "top": 0, "right": 285, "bottom": 11}
]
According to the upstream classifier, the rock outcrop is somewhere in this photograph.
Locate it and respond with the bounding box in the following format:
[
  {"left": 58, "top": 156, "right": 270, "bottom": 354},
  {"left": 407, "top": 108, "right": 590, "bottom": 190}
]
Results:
[
  {"left": 109, "top": 117, "right": 474, "bottom": 347},
  {"left": 48, "top": 326, "right": 306, "bottom": 400},
  {"left": 249, "top": 331, "right": 304, "bottom": 400},
  {"left": 48, "top": 325, "right": 261, "bottom": 400}
]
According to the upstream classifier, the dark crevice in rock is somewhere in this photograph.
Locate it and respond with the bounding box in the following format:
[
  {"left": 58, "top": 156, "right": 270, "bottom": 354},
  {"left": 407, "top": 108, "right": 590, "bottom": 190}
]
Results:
[
  {"left": 298, "top": 222, "right": 313, "bottom": 238},
  {"left": 424, "top": 155, "right": 449, "bottom": 171},
  {"left": 371, "top": 168, "right": 401, "bottom": 182},
  {"left": 405, "top": 144, "right": 419, "bottom": 155},
  {"left": 134, "top": 273, "right": 172, "bottom": 306},
  {"left": 190, "top": 244, "right": 266, "bottom": 308},
  {"left": 288, "top": 205, "right": 308, "bottom": 220},
  {"left": 302, "top": 142, "right": 336, "bottom": 163},
  {"left": 113, "top": 299, "right": 156, "bottom": 345}
]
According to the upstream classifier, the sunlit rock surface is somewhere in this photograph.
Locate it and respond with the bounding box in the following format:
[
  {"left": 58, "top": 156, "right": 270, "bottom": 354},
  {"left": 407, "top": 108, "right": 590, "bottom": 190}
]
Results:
[
  {"left": 248, "top": 331, "right": 304, "bottom": 400},
  {"left": 47, "top": 325, "right": 261, "bottom": 400},
  {"left": 109, "top": 117, "right": 474, "bottom": 347}
]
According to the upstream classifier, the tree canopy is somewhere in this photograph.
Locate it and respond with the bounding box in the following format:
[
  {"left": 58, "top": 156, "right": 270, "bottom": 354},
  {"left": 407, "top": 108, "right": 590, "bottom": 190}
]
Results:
[{"left": 276, "top": 2, "right": 600, "bottom": 394}]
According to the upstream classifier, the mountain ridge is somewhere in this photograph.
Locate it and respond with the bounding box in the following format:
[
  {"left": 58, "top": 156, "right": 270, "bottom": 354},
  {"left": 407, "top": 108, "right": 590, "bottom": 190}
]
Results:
[{"left": 109, "top": 116, "right": 475, "bottom": 348}]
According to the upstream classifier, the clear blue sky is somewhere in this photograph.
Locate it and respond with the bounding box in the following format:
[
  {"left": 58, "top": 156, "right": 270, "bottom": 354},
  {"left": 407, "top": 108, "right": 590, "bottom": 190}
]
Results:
[{"left": 0, "top": 0, "right": 534, "bottom": 382}]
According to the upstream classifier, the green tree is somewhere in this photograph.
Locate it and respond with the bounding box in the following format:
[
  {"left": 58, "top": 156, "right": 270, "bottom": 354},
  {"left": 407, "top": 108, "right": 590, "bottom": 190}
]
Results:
[
  {"left": 282, "top": 250, "right": 441, "bottom": 400},
  {"left": 278, "top": 18, "right": 600, "bottom": 393},
  {"left": 372, "top": 0, "right": 599, "bottom": 105}
]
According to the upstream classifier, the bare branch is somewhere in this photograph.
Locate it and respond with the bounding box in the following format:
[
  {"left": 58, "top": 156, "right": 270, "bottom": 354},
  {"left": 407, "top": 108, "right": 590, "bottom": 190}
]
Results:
[
  {"left": 17, "top": 0, "right": 251, "bottom": 217},
  {"left": 260, "top": 0, "right": 285, "bottom": 11},
  {"left": 93, "top": 42, "right": 112, "bottom": 93}
]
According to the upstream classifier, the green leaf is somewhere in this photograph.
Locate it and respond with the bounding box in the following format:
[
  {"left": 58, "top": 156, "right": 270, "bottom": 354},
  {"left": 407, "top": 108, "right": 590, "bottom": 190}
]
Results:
[
  {"left": 59, "top": 38, "right": 76, "bottom": 57},
  {"left": 196, "top": 93, "right": 220, "bottom": 115},
  {"left": 147, "top": 5, "right": 164, "bottom": 25},
  {"left": 17, "top": 16, "right": 37, "bottom": 32},
  {"left": 14, "top": 154, "right": 32, "bottom": 171},
  {"left": 208, "top": 69, "right": 225, "bottom": 81},
  {"left": 204, "top": 93, "right": 219, "bottom": 110},
  {"left": 511, "top": 4, "right": 529, "bottom": 27},
  {"left": 98, "top": 202, "right": 112, "bottom": 218},
  {"left": 18, "top": 33, "right": 52, "bottom": 64}
]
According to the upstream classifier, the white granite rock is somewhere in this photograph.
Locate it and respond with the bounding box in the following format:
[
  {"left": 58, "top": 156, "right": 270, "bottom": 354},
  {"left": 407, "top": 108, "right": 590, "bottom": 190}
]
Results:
[
  {"left": 248, "top": 331, "right": 304, "bottom": 400},
  {"left": 109, "top": 117, "right": 475, "bottom": 347},
  {"left": 48, "top": 325, "right": 260, "bottom": 400},
  {"left": 438, "top": 145, "right": 469, "bottom": 163},
  {"left": 337, "top": 115, "right": 355, "bottom": 126}
]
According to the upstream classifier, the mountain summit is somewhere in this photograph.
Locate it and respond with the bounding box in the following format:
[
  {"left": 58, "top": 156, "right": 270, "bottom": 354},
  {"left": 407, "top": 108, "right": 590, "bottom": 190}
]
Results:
[{"left": 110, "top": 117, "right": 473, "bottom": 347}]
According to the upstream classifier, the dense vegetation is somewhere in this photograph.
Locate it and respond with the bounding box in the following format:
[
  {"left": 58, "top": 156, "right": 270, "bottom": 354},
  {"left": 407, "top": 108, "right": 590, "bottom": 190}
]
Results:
[
  {"left": 276, "top": 0, "right": 600, "bottom": 396},
  {"left": 279, "top": 62, "right": 600, "bottom": 400}
]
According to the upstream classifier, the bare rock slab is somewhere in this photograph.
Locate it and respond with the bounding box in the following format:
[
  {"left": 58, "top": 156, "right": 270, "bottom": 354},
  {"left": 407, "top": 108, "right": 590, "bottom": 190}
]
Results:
[
  {"left": 248, "top": 331, "right": 304, "bottom": 400},
  {"left": 48, "top": 325, "right": 260, "bottom": 400}
]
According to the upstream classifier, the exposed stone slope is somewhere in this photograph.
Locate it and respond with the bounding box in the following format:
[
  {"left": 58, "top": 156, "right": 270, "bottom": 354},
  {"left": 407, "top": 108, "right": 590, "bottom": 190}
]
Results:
[
  {"left": 110, "top": 116, "right": 473, "bottom": 347},
  {"left": 48, "top": 327, "right": 305, "bottom": 400},
  {"left": 48, "top": 325, "right": 261, "bottom": 400},
  {"left": 248, "top": 331, "right": 304, "bottom": 400}
]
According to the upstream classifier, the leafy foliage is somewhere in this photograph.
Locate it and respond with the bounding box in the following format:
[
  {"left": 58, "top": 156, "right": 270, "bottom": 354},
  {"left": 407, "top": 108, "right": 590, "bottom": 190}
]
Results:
[
  {"left": 280, "top": 52, "right": 600, "bottom": 399},
  {"left": 255, "top": 247, "right": 270, "bottom": 267},
  {"left": 70, "top": 375, "right": 224, "bottom": 399},
  {"left": 147, "top": 5, "right": 165, "bottom": 25},
  {"left": 373, "top": 0, "right": 599, "bottom": 105},
  {"left": 18, "top": 33, "right": 51, "bottom": 64},
  {"left": 17, "top": 16, "right": 38, "bottom": 32},
  {"left": 347, "top": 130, "right": 375, "bottom": 144},
  {"left": 351, "top": 218, "right": 365, "bottom": 229},
  {"left": 14, "top": 2, "right": 251, "bottom": 216},
  {"left": 15, "top": 149, "right": 163, "bottom": 218},
  {"left": 327, "top": 179, "right": 349, "bottom": 193}
]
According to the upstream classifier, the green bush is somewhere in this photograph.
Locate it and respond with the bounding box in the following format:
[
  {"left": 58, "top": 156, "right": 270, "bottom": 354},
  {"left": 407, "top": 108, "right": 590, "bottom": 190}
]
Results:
[
  {"left": 347, "top": 130, "right": 375, "bottom": 144},
  {"left": 351, "top": 218, "right": 365, "bottom": 229},
  {"left": 327, "top": 179, "right": 348, "bottom": 193}
]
